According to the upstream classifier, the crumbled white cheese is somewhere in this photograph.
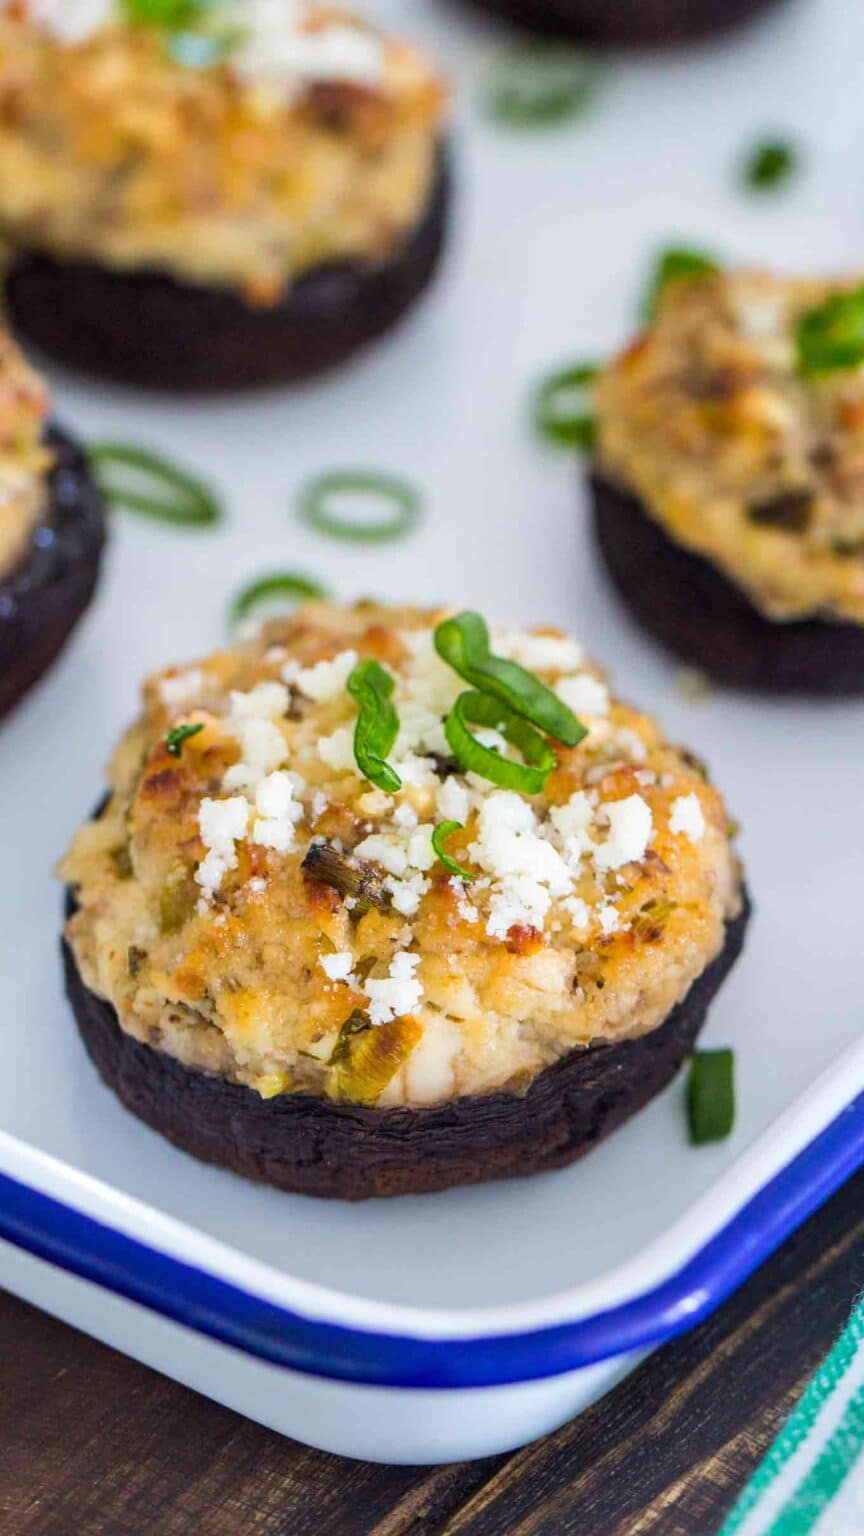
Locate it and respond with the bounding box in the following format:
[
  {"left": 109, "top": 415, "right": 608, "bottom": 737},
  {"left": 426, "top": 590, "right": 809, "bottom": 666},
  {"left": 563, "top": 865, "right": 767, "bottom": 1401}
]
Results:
[
  {"left": 450, "top": 876, "right": 479, "bottom": 924},
  {"left": 593, "top": 795, "right": 653, "bottom": 872},
  {"left": 393, "top": 802, "right": 419, "bottom": 830},
  {"left": 669, "top": 792, "right": 706, "bottom": 843},
  {"left": 234, "top": 4, "right": 384, "bottom": 92},
  {"left": 469, "top": 791, "right": 574, "bottom": 940},
  {"left": 223, "top": 716, "right": 287, "bottom": 790},
  {"left": 196, "top": 794, "right": 250, "bottom": 899},
  {"left": 320, "top": 952, "right": 355, "bottom": 984},
  {"left": 562, "top": 895, "right": 589, "bottom": 930},
  {"left": 364, "top": 951, "right": 423, "bottom": 1027},
  {"left": 159, "top": 668, "right": 205, "bottom": 707},
  {"left": 494, "top": 631, "right": 584, "bottom": 674},
  {"left": 556, "top": 674, "right": 610, "bottom": 718},
  {"left": 283, "top": 649, "right": 357, "bottom": 703},
  {"left": 354, "top": 834, "right": 408, "bottom": 877},
  {"left": 436, "top": 776, "right": 471, "bottom": 825},
  {"left": 251, "top": 770, "right": 304, "bottom": 853},
  {"left": 597, "top": 903, "right": 620, "bottom": 935},
  {"left": 385, "top": 870, "right": 430, "bottom": 917},
  {"left": 229, "top": 682, "right": 289, "bottom": 721},
  {"left": 28, "top": 0, "right": 114, "bottom": 43},
  {"left": 317, "top": 726, "right": 358, "bottom": 774},
  {"left": 406, "top": 826, "right": 435, "bottom": 872}
]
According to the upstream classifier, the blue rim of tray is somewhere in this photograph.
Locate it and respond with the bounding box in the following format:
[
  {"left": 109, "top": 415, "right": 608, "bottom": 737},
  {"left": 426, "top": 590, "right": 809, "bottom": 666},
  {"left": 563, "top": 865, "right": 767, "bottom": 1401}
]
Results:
[{"left": 0, "top": 1093, "right": 862, "bottom": 1390}]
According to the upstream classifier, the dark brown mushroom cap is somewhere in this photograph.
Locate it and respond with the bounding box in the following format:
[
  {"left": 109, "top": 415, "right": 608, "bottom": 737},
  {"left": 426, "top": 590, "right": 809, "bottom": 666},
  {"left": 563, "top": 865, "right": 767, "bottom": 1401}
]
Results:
[
  {"left": 0, "top": 426, "right": 105, "bottom": 719},
  {"left": 63, "top": 886, "right": 750, "bottom": 1200},
  {"left": 590, "top": 471, "right": 864, "bottom": 695}
]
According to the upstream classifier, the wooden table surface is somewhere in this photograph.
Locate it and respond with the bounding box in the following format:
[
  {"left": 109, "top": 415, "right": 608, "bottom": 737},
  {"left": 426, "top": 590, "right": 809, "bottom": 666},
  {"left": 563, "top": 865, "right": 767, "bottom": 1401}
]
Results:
[{"left": 1, "top": 1164, "right": 862, "bottom": 1536}]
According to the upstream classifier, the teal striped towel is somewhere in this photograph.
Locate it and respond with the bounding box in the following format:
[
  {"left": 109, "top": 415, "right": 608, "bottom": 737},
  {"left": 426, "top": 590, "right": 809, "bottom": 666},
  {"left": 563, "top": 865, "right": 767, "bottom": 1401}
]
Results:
[{"left": 720, "top": 1297, "right": 864, "bottom": 1536}]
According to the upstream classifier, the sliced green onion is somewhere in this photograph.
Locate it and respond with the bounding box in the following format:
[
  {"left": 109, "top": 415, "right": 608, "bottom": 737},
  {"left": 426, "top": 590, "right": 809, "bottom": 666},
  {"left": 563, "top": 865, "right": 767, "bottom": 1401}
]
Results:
[
  {"left": 643, "top": 246, "right": 720, "bottom": 322},
  {"left": 299, "top": 471, "right": 421, "bottom": 545},
  {"left": 346, "top": 659, "right": 401, "bottom": 794},
  {"left": 121, "top": 0, "right": 209, "bottom": 27},
  {"left": 231, "top": 572, "right": 330, "bottom": 628},
  {"left": 89, "top": 444, "right": 222, "bottom": 528},
  {"left": 445, "top": 691, "right": 555, "bottom": 795},
  {"left": 534, "top": 362, "right": 599, "bottom": 449},
  {"left": 742, "top": 138, "right": 798, "bottom": 192},
  {"left": 797, "top": 287, "right": 864, "bottom": 375},
  {"left": 434, "top": 611, "right": 586, "bottom": 749},
  {"left": 165, "top": 722, "right": 204, "bottom": 758},
  {"left": 483, "top": 45, "right": 600, "bottom": 129},
  {"left": 687, "top": 1048, "right": 735, "bottom": 1145},
  {"left": 432, "top": 821, "right": 474, "bottom": 882}
]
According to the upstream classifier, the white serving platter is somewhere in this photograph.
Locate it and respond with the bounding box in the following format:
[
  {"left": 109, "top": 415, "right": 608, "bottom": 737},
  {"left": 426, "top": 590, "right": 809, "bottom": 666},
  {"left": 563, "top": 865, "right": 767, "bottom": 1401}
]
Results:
[{"left": 1, "top": 0, "right": 862, "bottom": 1466}]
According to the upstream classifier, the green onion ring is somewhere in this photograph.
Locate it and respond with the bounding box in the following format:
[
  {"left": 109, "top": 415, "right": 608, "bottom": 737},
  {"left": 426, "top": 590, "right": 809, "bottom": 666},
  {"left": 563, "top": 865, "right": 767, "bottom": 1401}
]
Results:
[
  {"left": 89, "top": 444, "right": 222, "bottom": 528},
  {"left": 687, "top": 1048, "right": 735, "bottom": 1145},
  {"left": 534, "top": 362, "right": 599, "bottom": 449},
  {"left": 231, "top": 572, "right": 330, "bottom": 628},
  {"left": 444, "top": 691, "right": 555, "bottom": 795},
  {"left": 432, "top": 821, "right": 474, "bottom": 882},
  {"left": 483, "top": 45, "right": 600, "bottom": 129},
  {"left": 165, "top": 722, "right": 204, "bottom": 758},
  {"left": 299, "top": 471, "right": 421, "bottom": 545},
  {"left": 796, "top": 287, "right": 864, "bottom": 374},
  {"left": 346, "top": 659, "right": 402, "bottom": 794},
  {"left": 642, "top": 246, "right": 720, "bottom": 322},
  {"left": 435, "top": 611, "right": 586, "bottom": 748}
]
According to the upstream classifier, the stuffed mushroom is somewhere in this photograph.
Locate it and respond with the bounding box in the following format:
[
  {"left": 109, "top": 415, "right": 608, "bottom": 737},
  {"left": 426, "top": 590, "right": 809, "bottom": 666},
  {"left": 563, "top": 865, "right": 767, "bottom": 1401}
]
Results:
[
  {"left": 591, "top": 269, "right": 864, "bottom": 693},
  {"left": 458, "top": 0, "right": 786, "bottom": 46},
  {"left": 0, "top": 1, "right": 449, "bottom": 392},
  {"left": 61, "top": 602, "right": 747, "bottom": 1198},
  {"left": 0, "top": 331, "right": 104, "bottom": 718}
]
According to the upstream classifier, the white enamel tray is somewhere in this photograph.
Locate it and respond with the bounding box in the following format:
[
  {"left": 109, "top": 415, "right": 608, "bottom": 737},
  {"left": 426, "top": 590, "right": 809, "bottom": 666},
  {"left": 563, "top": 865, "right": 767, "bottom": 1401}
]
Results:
[{"left": 1, "top": 0, "right": 862, "bottom": 1466}]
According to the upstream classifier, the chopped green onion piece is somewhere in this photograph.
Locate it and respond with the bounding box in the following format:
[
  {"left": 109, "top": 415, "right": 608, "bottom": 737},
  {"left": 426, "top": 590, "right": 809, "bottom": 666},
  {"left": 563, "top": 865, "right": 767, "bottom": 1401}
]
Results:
[
  {"left": 743, "top": 138, "right": 798, "bottom": 192},
  {"left": 432, "top": 821, "right": 474, "bottom": 882},
  {"left": 165, "top": 722, "right": 204, "bottom": 758},
  {"left": 643, "top": 246, "right": 720, "bottom": 321},
  {"left": 687, "top": 1048, "right": 735, "bottom": 1145},
  {"left": 299, "top": 471, "right": 421, "bottom": 545},
  {"left": 121, "top": 0, "right": 209, "bottom": 26},
  {"left": 534, "top": 362, "right": 599, "bottom": 449},
  {"left": 346, "top": 659, "right": 401, "bottom": 794},
  {"left": 434, "top": 611, "right": 586, "bottom": 748},
  {"left": 89, "top": 444, "right": 222, "bottom": 527},
  {"left": 444, "top": 691, "right": 555, "bottom": 795},
  {"left": 483, "top": 44, "right": 600, "bottom": 129},
  {"left": 231, "top": 572, "right": 330, "bottom": 628},
  {"left": 797, "top": 287, "right": 864, "bottom": 374}
]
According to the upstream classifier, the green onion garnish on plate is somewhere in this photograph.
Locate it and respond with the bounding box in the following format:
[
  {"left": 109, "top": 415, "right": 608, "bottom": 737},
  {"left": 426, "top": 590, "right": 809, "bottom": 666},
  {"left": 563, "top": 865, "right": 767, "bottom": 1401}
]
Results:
[
  {"left": 346, "top": 659, "right": 402, "bottom": 794},
  {"left": 534, "top": 362, "right": 599, "bottom": 449},
  {"left": 483, "top": 45, "right": 600, "bottom": 129},
  {"left": 88, "top": 444, "right": 222, "bottom": 528},
  {"left": 444, "top": 690, "right": 555, "bottom": 795},
  {"left": 165, "top": 722, "right": 204, "bottom": 758},
  {"left": 797, "top": 288, "right": 864, "bottom": 374},
  {"left": 231, "top": 572, "right": 330, "bottom": 628},
  {"left": 434, "top": 611, "right": 586, "bottom": 748},
  {"left": 643, "top": 246, "right": 720, "bottom": 322},
  {"left": 743, "top": 138, "right": 798, "bottom": 192},
  {"left": 687, "top": 1048, "right": 735, "bottom": 1145},
  {"left": 299, "top": 471, "right": 421, "bottom": 544},
  {"left": 431, "top": 821, "right": 474, "bottom": 882}
]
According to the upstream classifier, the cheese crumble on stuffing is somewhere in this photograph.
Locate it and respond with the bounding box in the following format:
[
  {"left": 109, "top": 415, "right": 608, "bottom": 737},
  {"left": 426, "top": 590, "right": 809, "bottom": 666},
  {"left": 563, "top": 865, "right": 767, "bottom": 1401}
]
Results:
[{"left": 61, "top": 602, "right": 743, "bottom": 1108}]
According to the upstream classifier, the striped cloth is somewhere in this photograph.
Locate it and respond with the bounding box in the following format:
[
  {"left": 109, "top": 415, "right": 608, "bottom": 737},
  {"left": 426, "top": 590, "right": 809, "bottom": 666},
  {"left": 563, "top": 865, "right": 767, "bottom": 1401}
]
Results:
[{"left": 719, "top": 1297, "right": 864, "bottom": 1536}]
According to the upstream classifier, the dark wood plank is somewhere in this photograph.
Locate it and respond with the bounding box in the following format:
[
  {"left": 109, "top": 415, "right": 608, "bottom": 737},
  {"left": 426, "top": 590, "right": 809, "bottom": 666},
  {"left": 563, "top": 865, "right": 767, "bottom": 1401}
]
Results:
[
  {"left": 439, "top": 1166, "right": 864, "bottom": 1536},
  {"left": 0, "top": 1165, "right": 862, "bottom": 1536}
]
